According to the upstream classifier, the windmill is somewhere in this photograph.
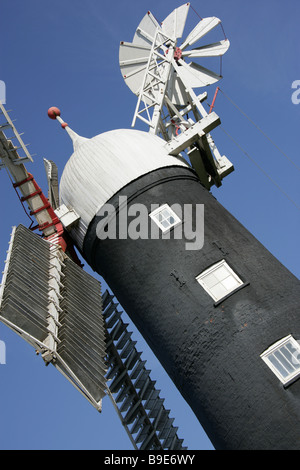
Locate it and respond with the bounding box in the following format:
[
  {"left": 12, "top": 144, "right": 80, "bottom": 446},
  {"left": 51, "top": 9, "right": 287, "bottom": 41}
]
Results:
[
  {"left": 0, "top": 99, "right": 187, "bottom": 450},
  {"left": 1, "top": 3, "right": 300, "bottom": 451}
]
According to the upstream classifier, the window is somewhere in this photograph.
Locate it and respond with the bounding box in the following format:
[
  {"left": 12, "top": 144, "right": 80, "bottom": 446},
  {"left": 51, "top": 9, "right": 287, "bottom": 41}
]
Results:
[
  {"left": 149, "top": 204, "right": 181, "bottom": 233},
  {"left": 261, "top": 335, "right": 300, "bottom": 386},
  {"left": 196, "top": 259, "right": 244, "bottom": 302}
]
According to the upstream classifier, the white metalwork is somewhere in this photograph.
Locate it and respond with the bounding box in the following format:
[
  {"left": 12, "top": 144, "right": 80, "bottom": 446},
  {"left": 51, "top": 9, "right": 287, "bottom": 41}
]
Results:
[
  {"left": 119, "top": 3, "right": 234, "bottom": 189},
  {"left": 130, "top": 29, "right": 176, "bottom": 134},
  {"left": 0, "top": 101, "right": 33, "bottom": 165}
]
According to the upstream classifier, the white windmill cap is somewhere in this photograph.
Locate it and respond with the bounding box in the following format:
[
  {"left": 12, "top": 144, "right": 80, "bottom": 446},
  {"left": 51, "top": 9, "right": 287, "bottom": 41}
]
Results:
[{"left": 48, "top": 107, "right": 189, "bottom": 250}]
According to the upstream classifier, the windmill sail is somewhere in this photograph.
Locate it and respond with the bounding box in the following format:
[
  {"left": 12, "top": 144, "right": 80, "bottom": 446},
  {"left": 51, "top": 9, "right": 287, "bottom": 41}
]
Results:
[
  {"left": 103, "top": 291, "right": 187, "bottom": 450},
  {"left": 0, "top": 225, "right": 107, "bottom": 411},
  {"left": 44, "top": 158, "right": 59, "bottom": 210},
  {"left": 0, "top": 225, "right": 186, "bottom": 448}
]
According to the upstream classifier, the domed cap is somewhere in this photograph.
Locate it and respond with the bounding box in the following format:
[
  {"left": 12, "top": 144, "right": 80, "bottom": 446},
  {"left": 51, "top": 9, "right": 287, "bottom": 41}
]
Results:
[{"left": 48, "top": 108, "right": 189, "bottom": 249}]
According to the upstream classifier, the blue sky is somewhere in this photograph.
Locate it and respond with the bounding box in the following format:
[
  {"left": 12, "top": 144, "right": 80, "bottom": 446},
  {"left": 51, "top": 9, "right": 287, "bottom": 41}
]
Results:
[{"left": 0, "top": 0, "right": 299, "bottom": 450}]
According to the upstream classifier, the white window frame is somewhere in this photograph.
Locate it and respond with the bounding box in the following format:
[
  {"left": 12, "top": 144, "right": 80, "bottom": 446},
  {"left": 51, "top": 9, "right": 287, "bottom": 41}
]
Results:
[
  {"left": 196, "top": 259, "right": 244, "bottom": 302},
  {"left": 261, "top": 335, "right": 300, "bottom": 386},
  {"left": 149, "top": 204, "right": 181, "bottom": 234}
]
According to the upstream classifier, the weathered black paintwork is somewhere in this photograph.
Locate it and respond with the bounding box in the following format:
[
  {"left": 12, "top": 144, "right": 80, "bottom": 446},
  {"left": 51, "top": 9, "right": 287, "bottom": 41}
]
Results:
[{"left": 83, "top": 166, "right": 300, "bottom": 450}]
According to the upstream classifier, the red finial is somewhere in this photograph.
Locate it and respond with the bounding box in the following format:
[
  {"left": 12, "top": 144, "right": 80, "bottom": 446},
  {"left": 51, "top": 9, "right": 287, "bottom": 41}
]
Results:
[{"left": 47, "top": 107, "right": 61, "bottom": 120}]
